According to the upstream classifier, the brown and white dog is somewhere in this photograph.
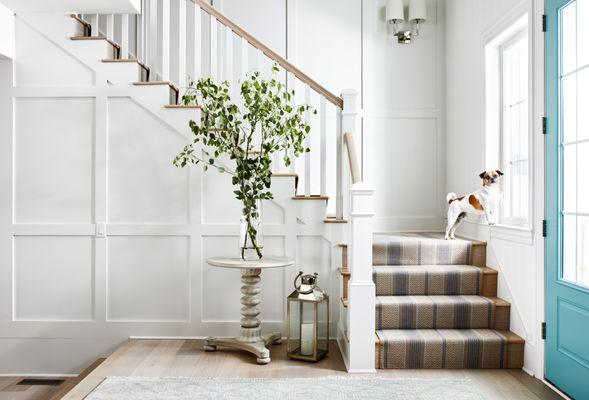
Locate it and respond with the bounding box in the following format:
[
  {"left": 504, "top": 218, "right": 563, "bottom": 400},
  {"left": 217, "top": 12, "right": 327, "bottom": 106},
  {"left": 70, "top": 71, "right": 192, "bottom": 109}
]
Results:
[{"left": 444, "top": 170, "right": 503, "bottom": 240}]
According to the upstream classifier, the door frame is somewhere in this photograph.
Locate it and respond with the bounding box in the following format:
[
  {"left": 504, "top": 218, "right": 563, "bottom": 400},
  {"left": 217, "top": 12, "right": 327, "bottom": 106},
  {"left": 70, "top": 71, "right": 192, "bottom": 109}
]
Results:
[{"left": 545, "top": 0, "right": 589, "bottom": 397}]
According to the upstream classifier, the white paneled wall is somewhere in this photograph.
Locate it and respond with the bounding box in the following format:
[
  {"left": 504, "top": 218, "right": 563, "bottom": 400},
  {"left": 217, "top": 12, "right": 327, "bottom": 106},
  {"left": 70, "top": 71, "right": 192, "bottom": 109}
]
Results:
[
  {"left": 0, "top": 13, "right": 343, "bottom": 374},
  {"left": 218, "top": 0, "right": 447, "bottom": 232}
]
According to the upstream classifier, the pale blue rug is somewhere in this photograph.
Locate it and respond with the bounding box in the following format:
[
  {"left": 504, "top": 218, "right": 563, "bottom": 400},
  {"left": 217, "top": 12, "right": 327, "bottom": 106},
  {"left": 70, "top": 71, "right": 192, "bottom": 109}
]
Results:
[{"left": 86, "top": 376, "right": 487, "bottom": 399}]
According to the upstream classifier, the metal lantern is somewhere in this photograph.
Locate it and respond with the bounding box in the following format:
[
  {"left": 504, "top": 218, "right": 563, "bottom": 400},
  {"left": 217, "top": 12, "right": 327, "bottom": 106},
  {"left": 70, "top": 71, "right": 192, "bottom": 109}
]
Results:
[{"left": 287, "top": 271, "right": 329, "bottom": 362}]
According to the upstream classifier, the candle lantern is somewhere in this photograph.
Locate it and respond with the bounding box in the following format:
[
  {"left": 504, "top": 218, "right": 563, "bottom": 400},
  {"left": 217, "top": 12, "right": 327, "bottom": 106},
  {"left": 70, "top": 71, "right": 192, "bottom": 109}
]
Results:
[{"left": 287, "top": 271, "right": 329, "bottom": 362}]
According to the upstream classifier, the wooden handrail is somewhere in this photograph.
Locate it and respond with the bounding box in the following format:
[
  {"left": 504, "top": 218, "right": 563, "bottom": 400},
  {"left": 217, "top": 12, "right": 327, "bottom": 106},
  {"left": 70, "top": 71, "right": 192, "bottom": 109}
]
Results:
[
  {"left": 191, "top": 0, "right": 344, "bottom": 109},
  {"left": 344, "top": 132, "right": 361, "bottom": 184}
]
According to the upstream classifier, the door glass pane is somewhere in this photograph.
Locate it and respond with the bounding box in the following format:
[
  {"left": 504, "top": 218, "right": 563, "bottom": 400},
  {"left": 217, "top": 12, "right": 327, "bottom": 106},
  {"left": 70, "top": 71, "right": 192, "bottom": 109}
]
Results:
[
  {"left": 578, "top": 68, "right": 589, "bottom": 141},
  {"left": 562, "top": 2, "right": 577, "bottom": 75},
  {"left": 563, "top": 215, "right": 577, "bottom": 282},
  {"left": 578, "top": 0, "right": 589, "bottom": 68},
  {"left": 563, "top": 145, "right": 576, "bottom": 212},
  {"left": 577, "top": 142, "right": 589, "bottom": 213},
  {"left": 578, "top": 216, "right": 589, "bottom": 287},
  {"left": 562, "top": 74, "right": 577, "bottom": 143}
]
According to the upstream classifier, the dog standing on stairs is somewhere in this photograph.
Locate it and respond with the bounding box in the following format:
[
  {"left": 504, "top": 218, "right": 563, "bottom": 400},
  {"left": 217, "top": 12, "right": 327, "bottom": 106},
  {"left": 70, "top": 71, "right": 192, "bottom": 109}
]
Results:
[{"left": 445, "top": 170, "right": 504, "bottom": 240}]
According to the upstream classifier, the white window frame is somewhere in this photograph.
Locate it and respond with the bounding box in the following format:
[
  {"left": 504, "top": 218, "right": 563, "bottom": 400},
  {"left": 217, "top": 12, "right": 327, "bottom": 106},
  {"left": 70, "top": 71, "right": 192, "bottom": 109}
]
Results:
[
  {"left": 483, "top": 13, "right": 532, "bottom": 231},
  {"left": 498, "top": 29, "right": 530, "bottom": 227}
]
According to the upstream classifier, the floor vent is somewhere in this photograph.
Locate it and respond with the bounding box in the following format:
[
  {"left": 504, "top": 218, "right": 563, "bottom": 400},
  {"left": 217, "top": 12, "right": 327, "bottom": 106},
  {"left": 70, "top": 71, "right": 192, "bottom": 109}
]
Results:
[{"left": 17, "top": 378, "right": 65, "bottom": 386}]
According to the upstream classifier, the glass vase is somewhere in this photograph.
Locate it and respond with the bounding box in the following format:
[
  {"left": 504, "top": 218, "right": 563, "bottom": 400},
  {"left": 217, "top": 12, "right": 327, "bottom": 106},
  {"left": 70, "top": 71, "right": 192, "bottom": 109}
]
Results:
[{"left": 239, "top": 200, "right": 263, "bottom": 260}]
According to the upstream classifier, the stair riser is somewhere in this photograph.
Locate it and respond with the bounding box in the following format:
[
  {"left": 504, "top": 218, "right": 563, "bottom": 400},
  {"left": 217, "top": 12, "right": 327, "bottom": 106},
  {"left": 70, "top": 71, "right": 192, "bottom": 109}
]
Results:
[
  {"left": 342, "top": 273, "right": 349, "bottom": 300},
  {"left": 375, "top": 342, "right": 524, "bottom": 369},
  {"left": 471, "top": 243, "right": 486, "bottom": 267},
  {"left": 373, "top": 237, "right": 486, "bottom": 266},
  {"left": 375, "top": 300, "right": 509, "bottom": 330},
  {"left": 375, "top": 330, "right": 524, "bottom": 369},
  {"left": 102, "top": 63, "right": 143, "bottom": 84}
]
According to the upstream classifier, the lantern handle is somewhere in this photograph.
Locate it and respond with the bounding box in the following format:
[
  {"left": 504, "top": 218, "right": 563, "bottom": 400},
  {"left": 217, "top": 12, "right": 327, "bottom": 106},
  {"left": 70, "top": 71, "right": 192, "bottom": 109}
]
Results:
[{"left": 293, "top": 271, "right": 318, "bottom": 295}]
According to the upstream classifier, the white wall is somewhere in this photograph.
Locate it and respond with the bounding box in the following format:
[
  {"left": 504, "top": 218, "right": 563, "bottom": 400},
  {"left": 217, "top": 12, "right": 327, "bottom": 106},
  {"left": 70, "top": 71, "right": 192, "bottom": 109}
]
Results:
[
  {"left": 0, "top": 3, "right": 14, "bottom": 59},
  {"left": 445, "top": 0, "right": 545, "bottom": 377},
  {"left": 219, "top": 0, "right": 447, "bottom": 232}
]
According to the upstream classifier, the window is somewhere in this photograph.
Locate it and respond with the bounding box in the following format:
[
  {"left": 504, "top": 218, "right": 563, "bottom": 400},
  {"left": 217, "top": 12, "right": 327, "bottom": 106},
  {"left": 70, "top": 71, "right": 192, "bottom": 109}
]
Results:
[
  {"left": 499, "top": 31, "right": 529, "bottom": 226},
  {"left": 484, "top": 15, "right": 530, "bottom": 228}
]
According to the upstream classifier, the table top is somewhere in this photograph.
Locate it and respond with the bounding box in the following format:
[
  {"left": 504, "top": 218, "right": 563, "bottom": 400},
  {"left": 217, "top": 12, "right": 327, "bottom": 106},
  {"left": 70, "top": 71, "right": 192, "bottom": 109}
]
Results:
[{"left": 207, "top": 256, "right": 294, "bottom": 269}]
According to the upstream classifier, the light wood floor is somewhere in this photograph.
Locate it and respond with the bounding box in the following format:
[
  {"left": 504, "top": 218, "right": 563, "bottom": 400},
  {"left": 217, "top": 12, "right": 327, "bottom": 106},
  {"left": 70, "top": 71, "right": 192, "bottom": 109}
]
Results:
[
  {"left": 0, "top": 378, "right": 70, "bottom": 400},
  {"left": 2, "top": 339, "right": 564, "bottom": 400}
]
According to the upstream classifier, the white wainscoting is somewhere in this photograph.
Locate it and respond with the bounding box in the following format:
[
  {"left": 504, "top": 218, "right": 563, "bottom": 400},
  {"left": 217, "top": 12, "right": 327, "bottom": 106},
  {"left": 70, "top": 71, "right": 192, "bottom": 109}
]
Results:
[{"left": 0, "top": 14, "right": 344, "bottom": 374}]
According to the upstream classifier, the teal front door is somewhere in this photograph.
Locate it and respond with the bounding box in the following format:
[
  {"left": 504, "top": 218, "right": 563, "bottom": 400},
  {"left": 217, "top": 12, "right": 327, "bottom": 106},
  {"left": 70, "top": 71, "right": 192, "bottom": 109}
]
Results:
[{"left": 546, "top": 0, "right": 589, "bottom": 398}]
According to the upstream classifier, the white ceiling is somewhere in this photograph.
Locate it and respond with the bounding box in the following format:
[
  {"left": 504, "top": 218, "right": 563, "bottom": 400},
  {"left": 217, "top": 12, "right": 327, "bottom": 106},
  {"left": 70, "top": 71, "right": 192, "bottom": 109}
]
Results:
[{"left": 0, "top": 0, "right": 140, "bottom": 14}]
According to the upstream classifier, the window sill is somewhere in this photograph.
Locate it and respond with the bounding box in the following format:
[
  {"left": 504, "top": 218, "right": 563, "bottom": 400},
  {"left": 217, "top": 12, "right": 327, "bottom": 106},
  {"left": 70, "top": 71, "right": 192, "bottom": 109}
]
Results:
[{"left": 461, "top": 219, "right": 535, "bottom": 245}]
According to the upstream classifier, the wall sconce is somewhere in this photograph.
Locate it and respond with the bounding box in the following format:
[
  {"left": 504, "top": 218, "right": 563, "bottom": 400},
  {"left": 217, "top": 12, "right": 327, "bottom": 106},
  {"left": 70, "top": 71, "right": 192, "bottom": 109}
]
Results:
[{"left": 386, "top": 0, "right": 427, "bottom": 44}]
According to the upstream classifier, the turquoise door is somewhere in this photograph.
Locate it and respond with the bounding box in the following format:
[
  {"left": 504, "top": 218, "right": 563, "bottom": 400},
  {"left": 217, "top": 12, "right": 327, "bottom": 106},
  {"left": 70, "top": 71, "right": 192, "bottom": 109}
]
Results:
[{"left": 546, "top": 0, "right": 589, "bottom": 398}]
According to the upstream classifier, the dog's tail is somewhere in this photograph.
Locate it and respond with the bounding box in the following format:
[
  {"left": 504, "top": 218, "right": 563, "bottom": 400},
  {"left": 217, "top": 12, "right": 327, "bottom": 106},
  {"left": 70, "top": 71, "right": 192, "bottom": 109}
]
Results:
[{"left": 446, "top": 192, "right": 457, "bottom": 204}]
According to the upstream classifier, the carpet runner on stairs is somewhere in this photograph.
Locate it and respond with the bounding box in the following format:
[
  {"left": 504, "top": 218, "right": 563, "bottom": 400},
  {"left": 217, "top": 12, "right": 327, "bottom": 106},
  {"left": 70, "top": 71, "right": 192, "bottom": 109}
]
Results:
[{"left": 372, "top": 233, "right": 524, "bottom": 369}]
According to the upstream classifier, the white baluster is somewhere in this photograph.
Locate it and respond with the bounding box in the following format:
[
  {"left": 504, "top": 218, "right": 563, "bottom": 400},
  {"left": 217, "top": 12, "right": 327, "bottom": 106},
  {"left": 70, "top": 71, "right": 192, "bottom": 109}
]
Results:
[
  {"left": 106, "top": 14, "right": 114, "bottom": 39},
  {"left": 288, "top": 72, "right": 296, "bottom": 175},
  {"left": 158, "top": 0, "right": 171, "bottom": 80},
  {"left": 148, "top": 0, "right": 158, "bottom": 71},
  {"left": 320, "top": 96, "right": 326, "bottom": 196},
  {"left": 210, "top": 16, "right": 218, "bottom": 80},
  {"left": 120, "top": 14, "right": 129, "bottom": 59},
  {"left": 217, "top": 21, "right": 226, "bottom": 81},
  {"left": 136, "top": 1, "right": 145, "bottom": 61},
  {"left": 225, "top": 25, "right": 233, "bottom": 84},
  {"left": 89, "top": 14, "right": 99, "bottom": 37},
  {"left": 193, "top": 6, "right": 202, "bottom": 79},
  {"left": 169, "top": 0, "right": 179, "bottom": 84},
  {"left": 178, "top": 0, "right": 187, "bottom": 87},
  {"left": 304, "top": 85, "right": 311, "bottom": 196}
]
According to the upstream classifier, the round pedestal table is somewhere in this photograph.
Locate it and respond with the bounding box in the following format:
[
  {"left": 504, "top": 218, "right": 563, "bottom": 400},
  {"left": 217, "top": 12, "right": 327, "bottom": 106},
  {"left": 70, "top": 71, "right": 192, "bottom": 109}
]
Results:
[{"left": 204, "top": 256, "right": 294, "bottom": 364}]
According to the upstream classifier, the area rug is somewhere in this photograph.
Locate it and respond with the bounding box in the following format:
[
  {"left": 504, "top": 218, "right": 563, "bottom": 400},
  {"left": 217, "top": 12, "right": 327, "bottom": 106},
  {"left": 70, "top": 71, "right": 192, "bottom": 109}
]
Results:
[{"left": 85, "top": 376, "right": 486, "bottom": 400}]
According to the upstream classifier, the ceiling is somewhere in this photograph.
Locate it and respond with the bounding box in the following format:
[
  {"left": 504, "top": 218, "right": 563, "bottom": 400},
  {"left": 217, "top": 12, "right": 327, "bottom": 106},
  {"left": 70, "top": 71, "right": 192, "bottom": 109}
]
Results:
[{"left": 0, "top": 0, "right": 140, "bottom": 13}]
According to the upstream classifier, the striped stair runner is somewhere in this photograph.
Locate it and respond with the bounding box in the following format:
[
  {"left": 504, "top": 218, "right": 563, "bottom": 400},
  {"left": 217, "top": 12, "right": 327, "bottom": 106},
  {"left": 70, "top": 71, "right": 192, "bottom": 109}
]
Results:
[{"left": 372, "top": 234, "right": 524, "bottom": 369}]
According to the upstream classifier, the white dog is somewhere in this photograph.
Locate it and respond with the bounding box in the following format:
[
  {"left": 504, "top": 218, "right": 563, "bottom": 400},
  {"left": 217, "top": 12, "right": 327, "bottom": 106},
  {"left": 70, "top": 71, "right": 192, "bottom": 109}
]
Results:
[{"left": 445, "top": 170, "right": 503, "bottom": 240}]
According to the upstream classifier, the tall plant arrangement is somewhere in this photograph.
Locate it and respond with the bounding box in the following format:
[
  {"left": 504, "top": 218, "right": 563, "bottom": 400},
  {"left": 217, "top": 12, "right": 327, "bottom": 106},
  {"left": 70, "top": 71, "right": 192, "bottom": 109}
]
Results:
[{"left": 174, "top": 65, "right": 314, "bottom": 259}]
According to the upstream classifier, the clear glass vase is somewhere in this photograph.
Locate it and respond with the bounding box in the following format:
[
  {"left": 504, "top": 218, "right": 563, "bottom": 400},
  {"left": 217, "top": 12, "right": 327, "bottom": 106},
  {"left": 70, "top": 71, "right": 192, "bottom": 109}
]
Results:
[{"left": 239, "top": 200, "right": 264, "bottom": 260}]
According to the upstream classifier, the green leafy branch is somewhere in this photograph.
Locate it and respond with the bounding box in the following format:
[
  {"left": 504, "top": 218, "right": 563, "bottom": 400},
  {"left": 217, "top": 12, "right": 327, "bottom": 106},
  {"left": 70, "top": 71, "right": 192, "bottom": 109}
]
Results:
[{"left": 174, "top": 65, "right": 315, "bottom": 259}]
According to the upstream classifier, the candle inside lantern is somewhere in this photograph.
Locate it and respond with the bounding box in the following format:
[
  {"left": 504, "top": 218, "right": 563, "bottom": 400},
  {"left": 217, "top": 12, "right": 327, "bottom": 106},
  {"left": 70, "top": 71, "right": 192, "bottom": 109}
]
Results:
[{"left": 300, "top": 323, "right": 314, "bottom": 356}]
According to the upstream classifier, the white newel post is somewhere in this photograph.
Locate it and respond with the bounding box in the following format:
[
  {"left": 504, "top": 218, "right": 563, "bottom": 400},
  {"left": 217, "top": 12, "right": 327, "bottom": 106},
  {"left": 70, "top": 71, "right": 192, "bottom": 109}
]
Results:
[
  {"left": 341, "top": 89, "right": 375, "bottom": 373},
  {"left": 347, "top": 184, "right": 375, "bottom": 372}
]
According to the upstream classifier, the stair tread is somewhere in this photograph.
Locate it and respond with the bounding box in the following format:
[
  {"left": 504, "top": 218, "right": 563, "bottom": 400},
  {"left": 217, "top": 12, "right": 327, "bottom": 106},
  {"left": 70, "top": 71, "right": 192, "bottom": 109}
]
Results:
[
  {"left": 375, "top": 329, "right": 524, "bottom": 369},
  {"left": 376, "top": 294, "right": 508, "bottom": 304},
  {"left": 373, "top": 264, "right": 496, "bottom": 273},
  {"left": 373, "top": 233, "right": 485, "bottom": 267},
  {"left": 292, "top": 195, "right": 328, "bottom": 200},
  {"left": 376, "top": 328, "right": 523, "bottom": 343},
  {"left": 133, "top": 81, "right": 179, "bottom": 91}
]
